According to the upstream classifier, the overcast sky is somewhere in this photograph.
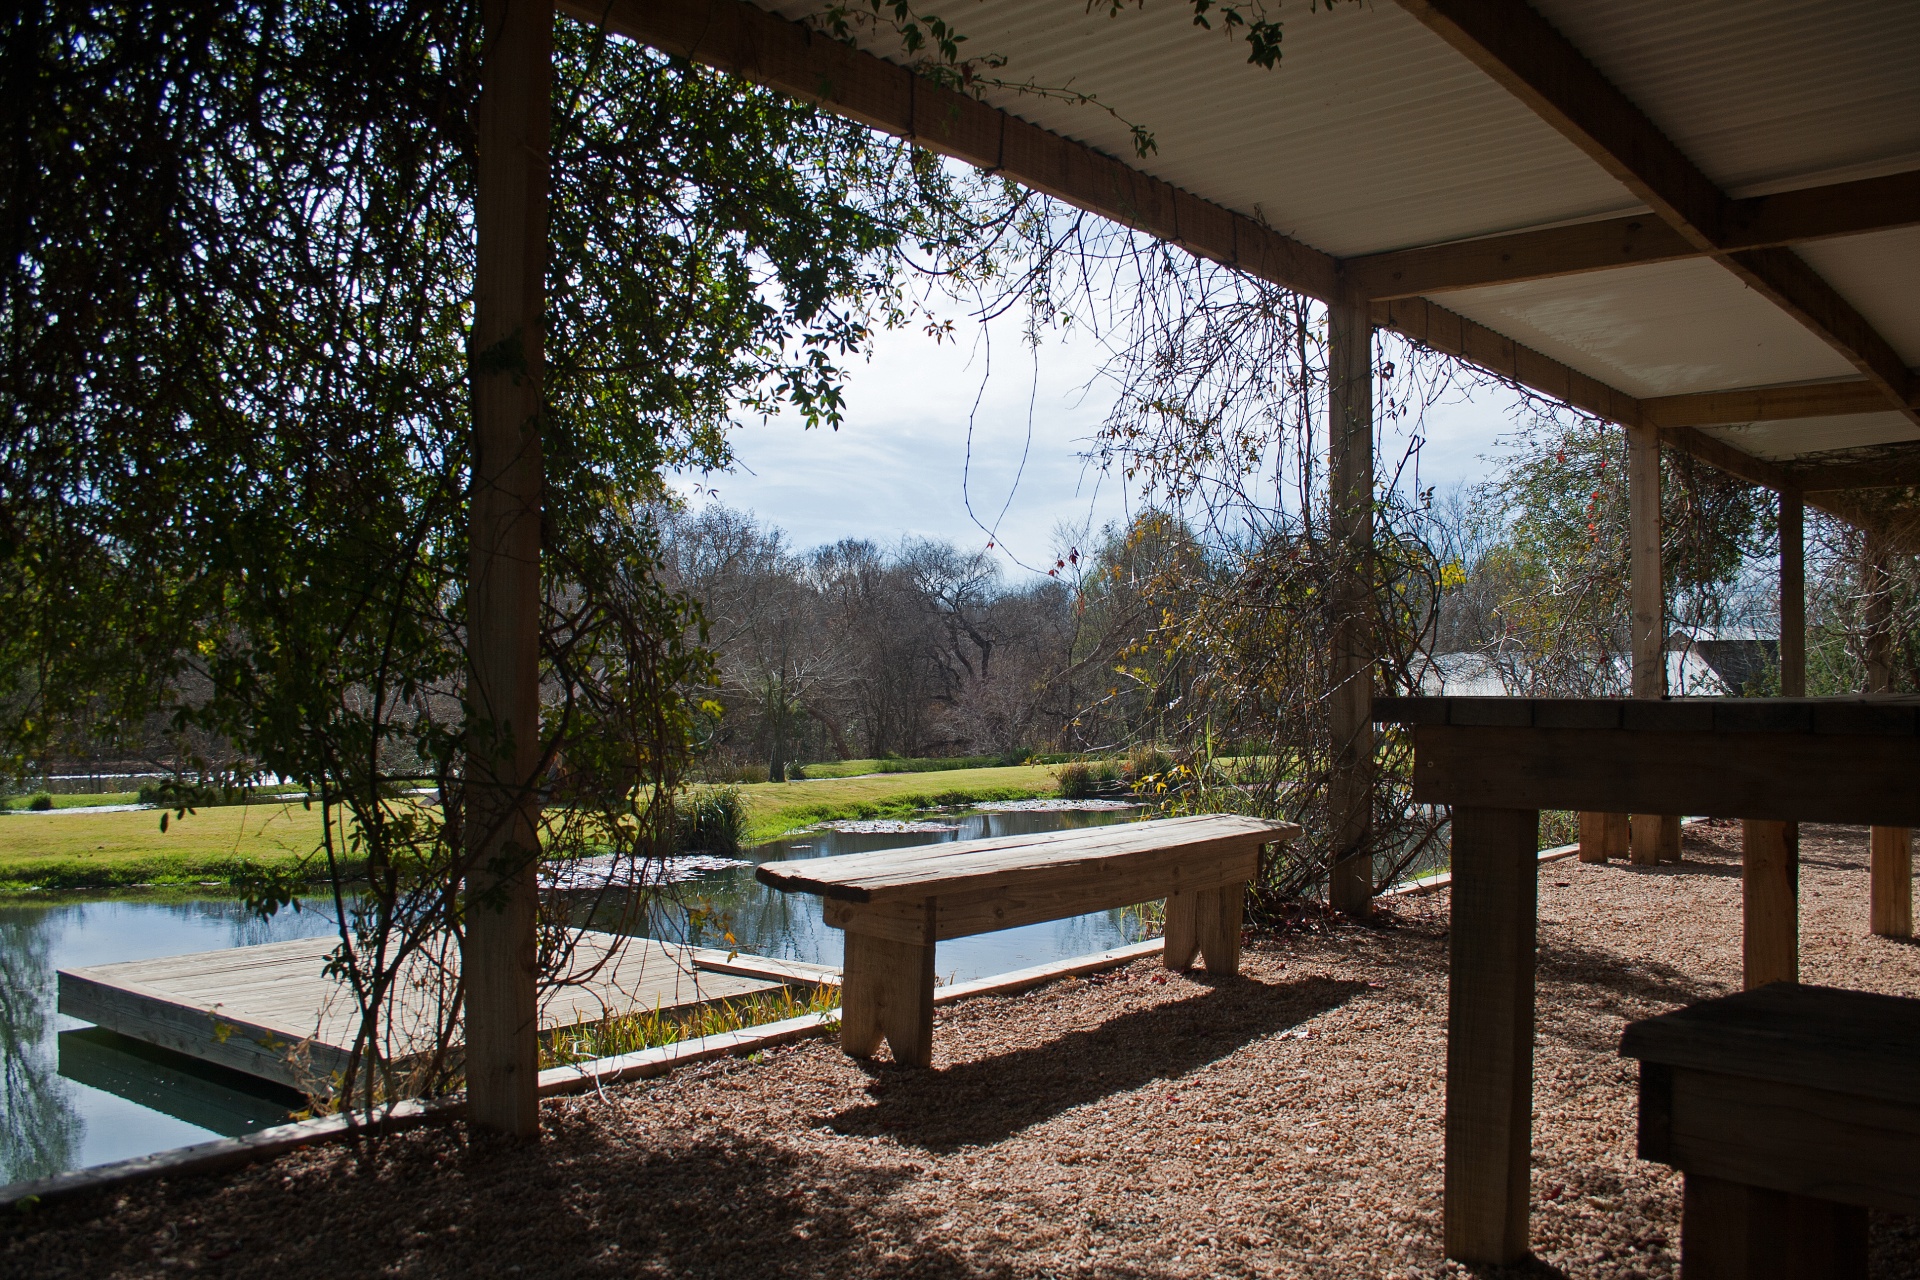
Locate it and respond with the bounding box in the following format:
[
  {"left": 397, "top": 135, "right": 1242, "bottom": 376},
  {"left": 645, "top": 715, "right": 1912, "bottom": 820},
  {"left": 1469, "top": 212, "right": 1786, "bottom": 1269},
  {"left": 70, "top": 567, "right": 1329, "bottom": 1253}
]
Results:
[{"left": 676, "top": 299, "right": 1533, "bottom": 576}]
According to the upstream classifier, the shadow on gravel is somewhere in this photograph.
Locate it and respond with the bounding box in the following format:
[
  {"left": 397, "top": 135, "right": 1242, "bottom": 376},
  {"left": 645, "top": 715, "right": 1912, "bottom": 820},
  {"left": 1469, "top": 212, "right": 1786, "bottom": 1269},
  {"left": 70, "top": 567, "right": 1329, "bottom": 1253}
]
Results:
[
  {"left": 1536, "top": 938, "right": 1726, "bottom": 1008},
  {"left": 830, "top": 975, "right": 1366, "bottom": 1152}
]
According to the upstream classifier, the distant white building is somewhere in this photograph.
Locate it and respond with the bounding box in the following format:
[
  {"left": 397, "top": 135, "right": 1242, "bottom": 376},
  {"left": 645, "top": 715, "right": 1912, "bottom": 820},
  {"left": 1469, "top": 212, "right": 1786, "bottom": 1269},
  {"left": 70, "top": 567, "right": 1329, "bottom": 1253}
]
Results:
[{"left": 1416, "top": 627, "right": 1778, "bottom": 699}]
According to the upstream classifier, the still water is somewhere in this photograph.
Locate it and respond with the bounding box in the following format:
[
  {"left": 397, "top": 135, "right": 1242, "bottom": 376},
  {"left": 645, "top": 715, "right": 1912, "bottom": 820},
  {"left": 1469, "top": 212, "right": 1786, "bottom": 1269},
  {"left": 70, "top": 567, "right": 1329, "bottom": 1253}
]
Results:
[{"left": 0, "top": 805, "right": 1145, "bottom": 1185}]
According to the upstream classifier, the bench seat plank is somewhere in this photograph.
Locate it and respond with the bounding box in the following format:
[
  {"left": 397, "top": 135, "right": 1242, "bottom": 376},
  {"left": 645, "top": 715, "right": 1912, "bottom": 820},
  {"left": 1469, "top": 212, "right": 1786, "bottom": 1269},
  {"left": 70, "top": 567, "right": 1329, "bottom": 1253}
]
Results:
[
  {"left": 757, "top": 813, "right": 1300, "bottom": 1067},
  {"left": 756, "top": 813, "right": 1296, "bottom": 902}
]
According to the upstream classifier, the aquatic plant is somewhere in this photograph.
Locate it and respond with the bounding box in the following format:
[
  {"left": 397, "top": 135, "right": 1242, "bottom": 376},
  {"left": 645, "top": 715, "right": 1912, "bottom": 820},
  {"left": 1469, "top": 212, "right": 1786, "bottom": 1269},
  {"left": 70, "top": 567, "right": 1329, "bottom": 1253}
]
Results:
[{"left": 542, "top": 982, "right": 840, "bottom": 1067}]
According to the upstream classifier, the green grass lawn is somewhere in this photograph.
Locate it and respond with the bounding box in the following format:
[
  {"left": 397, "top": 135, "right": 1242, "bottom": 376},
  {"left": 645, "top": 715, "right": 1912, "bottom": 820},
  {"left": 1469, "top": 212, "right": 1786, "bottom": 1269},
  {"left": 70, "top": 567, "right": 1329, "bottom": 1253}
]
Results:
[
  {"left": 732, "top": 763, "right": 1060, "bottom": 843},
  {"left": 1, "top": 791, "right": 143, "bottom": 811},
  {"left": 0, "top": 763, "right": 1063, "bottom": 893},
  {"left": 0, "top": 799, "right": 340, "bottom": 893}
]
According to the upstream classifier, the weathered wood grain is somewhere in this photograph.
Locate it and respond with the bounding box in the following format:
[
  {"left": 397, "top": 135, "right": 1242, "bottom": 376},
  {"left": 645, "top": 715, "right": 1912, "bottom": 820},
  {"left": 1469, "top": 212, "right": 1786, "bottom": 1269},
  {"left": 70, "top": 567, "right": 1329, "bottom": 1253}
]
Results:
[
  {"left": 1444, "top": 805, "right": 1539, "bottom": 1265},
  {"left": 59, "top": 933, "right": 786, "bottom": 1092},
  {"left": 1869, "top": 826, "right": 1912, "bottom": 939},
  {"left": 1741, "top": 822, "right": 1799, "bottom": 989}
]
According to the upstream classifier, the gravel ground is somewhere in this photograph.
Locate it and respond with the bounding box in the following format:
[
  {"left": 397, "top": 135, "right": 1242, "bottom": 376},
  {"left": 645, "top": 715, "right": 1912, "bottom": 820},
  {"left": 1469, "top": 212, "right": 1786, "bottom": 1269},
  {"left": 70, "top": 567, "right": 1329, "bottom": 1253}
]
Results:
[{"left": 8, "top": 821, "right": 1919, "bottom": 1278}]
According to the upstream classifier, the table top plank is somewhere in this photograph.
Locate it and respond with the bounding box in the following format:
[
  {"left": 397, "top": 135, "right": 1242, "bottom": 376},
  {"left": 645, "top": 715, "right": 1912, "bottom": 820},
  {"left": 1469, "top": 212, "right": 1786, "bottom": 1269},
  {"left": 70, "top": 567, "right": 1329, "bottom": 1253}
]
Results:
[
  {"left": 1374, "top": 694, "right": 1920, "bottom": 737},
  {"left": 756, "top": 814, "right": 1298, "bottom": 903},
  {"left": 1619, "top": 984, "right": 1920, "bottom": 1106}
]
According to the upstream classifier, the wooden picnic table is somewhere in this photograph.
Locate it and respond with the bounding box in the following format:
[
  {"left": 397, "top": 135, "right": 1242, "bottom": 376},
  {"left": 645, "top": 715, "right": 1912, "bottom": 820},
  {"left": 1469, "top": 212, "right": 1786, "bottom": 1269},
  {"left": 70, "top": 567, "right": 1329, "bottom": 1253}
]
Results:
[
  {"left": 1373, "top": 693, "right": 1920, "bottom": 1264},
  {"left": 1622, "top": 983, "right": 1920, "bottom": 1277},
  {"left": 757, "top": 813, "right": 1300, "bottom": 1067}
]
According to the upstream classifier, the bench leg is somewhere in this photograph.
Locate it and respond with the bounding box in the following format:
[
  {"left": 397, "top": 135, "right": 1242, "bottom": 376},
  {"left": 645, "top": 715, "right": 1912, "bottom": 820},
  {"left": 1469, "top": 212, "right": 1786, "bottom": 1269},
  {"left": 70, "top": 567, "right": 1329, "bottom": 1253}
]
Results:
[
  {"left": 1682, "top": 1173, "right": 1866, "bottom": 1279},
  {"left": 840, "top": 929, "right": 935, "bottom": 1068},
  {"left": 1196, "top": 882, "right": 1245, "bottom": 975},
  {"left": 1163, "top": 889, "right": 1199, "bottom": 970}
]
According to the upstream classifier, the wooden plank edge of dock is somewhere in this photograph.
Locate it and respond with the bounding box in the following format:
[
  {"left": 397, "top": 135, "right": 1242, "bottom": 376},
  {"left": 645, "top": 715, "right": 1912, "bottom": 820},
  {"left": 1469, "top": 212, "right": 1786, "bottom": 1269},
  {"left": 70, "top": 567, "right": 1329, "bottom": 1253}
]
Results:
[{"left": 3, "top": 937, "right": 1168, "bottom": 1213}]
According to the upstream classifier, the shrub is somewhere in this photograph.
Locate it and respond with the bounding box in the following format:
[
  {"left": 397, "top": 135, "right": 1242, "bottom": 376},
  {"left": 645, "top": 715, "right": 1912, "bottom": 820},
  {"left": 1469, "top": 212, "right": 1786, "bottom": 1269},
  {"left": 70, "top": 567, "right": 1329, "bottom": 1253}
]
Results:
[
  {"left": 1054, "top": 760, "right": 1124, "bottom": 799},
  {"left": 27, "top": 793, "right": 53, "bottom": 811},
  {"left": 674, "top": 786, "right": 746, "bottom": 855}
]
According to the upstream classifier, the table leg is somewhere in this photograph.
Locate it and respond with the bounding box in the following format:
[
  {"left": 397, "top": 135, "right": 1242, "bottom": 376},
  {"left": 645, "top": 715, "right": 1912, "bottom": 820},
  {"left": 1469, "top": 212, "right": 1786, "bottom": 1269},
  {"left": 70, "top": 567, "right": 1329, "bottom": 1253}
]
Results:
[
  {"left": 1579, "top": 812, "right": 1628, "bottom": 863},
  {"left": 840, "top": 928, "right": 935, "bottom": 1068},
  {"left": 1742, "top": 820, "right": 1798, "bottom": 989},
  {"left": 1870, "top": 826, "right": 1912, "bottom": 939},
  {"left": 1682, "top": 1173, "right": 1867, "bottom": 1279},
  {"left": 1445, "top": 805, "right": 1538, "bottom": 1265},
  {"left": 1163, "top": 888, "right": 1199, "bottom": 970},
  {"left": 1195, "top": 882, "right": 1245, "bottom": 974}
]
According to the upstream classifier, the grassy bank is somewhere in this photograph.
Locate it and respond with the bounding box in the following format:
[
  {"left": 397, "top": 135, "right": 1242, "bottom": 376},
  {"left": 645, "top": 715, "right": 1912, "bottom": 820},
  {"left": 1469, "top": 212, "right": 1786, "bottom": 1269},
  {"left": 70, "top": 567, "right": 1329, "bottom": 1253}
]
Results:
[
  {"left": 0, "top": 763, "right": 1061, "bottom": 894},
  {"left": 732, "top": 764, "right": 1059, "bottom": 843},
  {"left": 0, "top": 800, "right": 342, "bottom": 894}
]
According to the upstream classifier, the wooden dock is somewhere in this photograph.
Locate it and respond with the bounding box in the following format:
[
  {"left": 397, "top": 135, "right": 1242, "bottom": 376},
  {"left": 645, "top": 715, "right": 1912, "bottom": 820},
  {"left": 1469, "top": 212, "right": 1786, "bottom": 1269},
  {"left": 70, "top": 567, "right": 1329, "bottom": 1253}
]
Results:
[{"left": 59, "top": 932, "right": 837, "bottom": 1093}]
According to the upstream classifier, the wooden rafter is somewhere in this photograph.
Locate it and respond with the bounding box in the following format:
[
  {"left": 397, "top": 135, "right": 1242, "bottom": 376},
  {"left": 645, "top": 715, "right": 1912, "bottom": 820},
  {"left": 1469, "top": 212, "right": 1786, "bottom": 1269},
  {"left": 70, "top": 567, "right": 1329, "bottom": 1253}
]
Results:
[
  {"left": 1395, "top": 0, "right": 1920, "bottom": 429},
  {"left": 1794, "top": 446, "right": 1920, "bottom": 494},
  {"left": 1346, "top": 168, "right": 1920, "bottom": 300},
  {"left": 1641, "top": 379, "right": 1900, "bottom": 429}
]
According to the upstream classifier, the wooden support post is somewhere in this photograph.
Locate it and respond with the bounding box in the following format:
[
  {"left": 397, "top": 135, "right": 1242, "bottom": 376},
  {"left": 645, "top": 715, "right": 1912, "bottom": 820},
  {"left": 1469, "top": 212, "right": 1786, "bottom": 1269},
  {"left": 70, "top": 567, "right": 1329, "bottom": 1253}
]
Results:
[
  {"left": 462, "top": 0, "right": 552, "bottom": 1138},
  {"left": 1779, "top": 490, "right": 1805, "bottom": 698},
  {"left": 1627, "top": 423, "right": 1681, "bottom": 862},
  {"left": 1578, "top": 811, "right": 1627, "bottom": 862},
  {"left": 1444, "top": 806, "right": 1539, "bottom": 1265},
  {"left": 840, "top": 928, "right": 935, "bottom": 1068},
  {"left": 1327, "top": 292, "right": 1375, "bottom": 915},
  {"left": 1861, "top": 534, "right": 1912, "bottom": 937},
  {"left": 1742, "top": 820, "right": 1799, "bottom": 989}
]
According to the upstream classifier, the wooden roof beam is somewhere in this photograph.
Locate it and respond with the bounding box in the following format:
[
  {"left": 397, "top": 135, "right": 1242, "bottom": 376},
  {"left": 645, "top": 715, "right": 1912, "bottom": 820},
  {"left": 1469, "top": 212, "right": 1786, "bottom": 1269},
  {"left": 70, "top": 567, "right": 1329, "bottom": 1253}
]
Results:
[
  {"left": 1347, "top": 168, "right": 1920, "bottom": 300},
  {"left": 1793, "top": 446, "right": 1920, "bottom": 493},
  {"left": 1396, "top": 0, "right": 1920, "bottom": 428},
  {"left": 1641, "top": 379, "right": 1913, "bottom": 429}
]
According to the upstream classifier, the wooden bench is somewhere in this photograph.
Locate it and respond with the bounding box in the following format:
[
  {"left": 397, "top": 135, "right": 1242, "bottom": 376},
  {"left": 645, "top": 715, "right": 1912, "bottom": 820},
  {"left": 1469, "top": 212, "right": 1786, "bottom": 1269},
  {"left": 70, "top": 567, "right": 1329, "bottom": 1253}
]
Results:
[
  {"left": 1621, "top": 983, "right": 1920, "bottom": 1279},
  {"left": 756, "top": 814, "right": 1300, "bottom": 1067}
]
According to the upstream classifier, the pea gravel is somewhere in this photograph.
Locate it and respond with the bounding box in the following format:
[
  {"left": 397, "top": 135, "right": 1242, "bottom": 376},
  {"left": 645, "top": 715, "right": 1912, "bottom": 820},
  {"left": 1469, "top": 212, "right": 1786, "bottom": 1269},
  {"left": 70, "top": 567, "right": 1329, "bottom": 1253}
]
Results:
[{"left": 7, "top": 820, "right": 1918, "bottom": 1278}]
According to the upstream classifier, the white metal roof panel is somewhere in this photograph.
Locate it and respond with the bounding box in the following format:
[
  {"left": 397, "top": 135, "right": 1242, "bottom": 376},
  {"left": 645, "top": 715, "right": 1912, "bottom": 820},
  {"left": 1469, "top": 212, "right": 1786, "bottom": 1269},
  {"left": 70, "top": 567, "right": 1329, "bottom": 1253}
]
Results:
[
  {"left": 1795, "top": 227, "right": 1920, "bottom": 368},
  {"left": 1534, "top": 1, "right": 1920, "bottom": 196},
  {"left": 766, "top": 0, "right": 1642, "bottom": 255},
  {"left": 1435, "top": 258, "right": 1858, "bottom": 400},
  {"left": 1702, "top": 413, "right": 1920, "bottom": 464}
]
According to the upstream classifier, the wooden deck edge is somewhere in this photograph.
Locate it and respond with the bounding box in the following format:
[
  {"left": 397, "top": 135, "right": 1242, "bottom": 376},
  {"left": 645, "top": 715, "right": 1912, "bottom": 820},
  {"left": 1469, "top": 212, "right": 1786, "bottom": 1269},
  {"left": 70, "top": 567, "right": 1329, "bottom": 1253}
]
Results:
[
  {"left": 931, "top": 938, "right": 1166, "bottom": 1005},
  {"left": 1382, "top": 817, "right": 1709, "bottom": 898},
  {"left": 0, "top": 1099, "right": 451, "bottom": 1213},
  {"left": 687, "top": 947, "right": 842, "bottom": 987},
  {"left": 2, "top": 940, "right": 1166, "bottom": 1213}
]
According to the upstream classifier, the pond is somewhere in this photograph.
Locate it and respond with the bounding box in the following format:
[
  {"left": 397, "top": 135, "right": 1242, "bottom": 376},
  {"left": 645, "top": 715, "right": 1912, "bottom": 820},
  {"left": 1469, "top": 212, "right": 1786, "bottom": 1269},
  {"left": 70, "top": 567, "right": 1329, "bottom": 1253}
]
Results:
[{"left": 0, "top": 803, "right": 1148, "bottom": 1186}]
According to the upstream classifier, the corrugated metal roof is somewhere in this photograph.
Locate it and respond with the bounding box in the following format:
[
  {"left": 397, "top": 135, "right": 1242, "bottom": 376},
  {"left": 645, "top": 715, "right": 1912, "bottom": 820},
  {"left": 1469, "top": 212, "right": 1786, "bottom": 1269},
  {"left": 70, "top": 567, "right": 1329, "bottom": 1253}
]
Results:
[
  {"left": 750, "top": 1, "right": 1919, "bottom": 466},
  {"left": 1702, "top": 412, "right": 1920, "bottom": 463},
  {"left": 766, "top": 0, "right": 1642, "bottom": 254},
  {"left": 1436, "top": 257, "right": 1857, "bottom": 399},
  {"left": 1535, "top": 1, "right": 1920, "bottom": 195},
  {"left": 1796, "top": 226, "right": 1920, "bottom": 367}
]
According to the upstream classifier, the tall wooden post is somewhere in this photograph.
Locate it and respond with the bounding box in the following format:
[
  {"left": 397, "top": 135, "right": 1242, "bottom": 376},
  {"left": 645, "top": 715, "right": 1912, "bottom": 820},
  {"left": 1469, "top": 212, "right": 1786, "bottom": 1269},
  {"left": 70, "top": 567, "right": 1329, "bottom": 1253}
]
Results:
[
  {"left": 1778, "top": 490, "right": 1805, "bottom": 698},
  {"left": 463, "top": 0, "right": 552, "bottom": 1138},
  {"left": 1627, "top": 423, "right": 1681, "bottom": 863},
  {"left": 1327, "top": 293, "right": 1374, "bottom": 914},
  {"left": 1444, "top": 806, "right": 1539, "bottom": 1264},
  {"left": 1863, "top": 532, "right": 1912, "bottom": 937}
]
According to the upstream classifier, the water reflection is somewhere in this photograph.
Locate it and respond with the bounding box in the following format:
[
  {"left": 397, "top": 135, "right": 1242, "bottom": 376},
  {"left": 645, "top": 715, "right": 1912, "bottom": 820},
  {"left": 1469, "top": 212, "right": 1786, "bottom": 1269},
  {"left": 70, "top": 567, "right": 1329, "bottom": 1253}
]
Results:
[
  {"left": 569, "top": 807, "right": 1151, "bottom": 977},
  {"left": 0, "top": 806, "right": 1145, "bottom": 1184}
]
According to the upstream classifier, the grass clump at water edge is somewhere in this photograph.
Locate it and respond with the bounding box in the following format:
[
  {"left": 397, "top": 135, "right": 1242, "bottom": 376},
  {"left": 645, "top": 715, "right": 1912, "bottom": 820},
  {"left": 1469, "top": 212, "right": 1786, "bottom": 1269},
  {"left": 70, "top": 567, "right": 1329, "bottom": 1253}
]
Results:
[{"left": 542, "top": 983, "right": 840, "bottom": 1067}]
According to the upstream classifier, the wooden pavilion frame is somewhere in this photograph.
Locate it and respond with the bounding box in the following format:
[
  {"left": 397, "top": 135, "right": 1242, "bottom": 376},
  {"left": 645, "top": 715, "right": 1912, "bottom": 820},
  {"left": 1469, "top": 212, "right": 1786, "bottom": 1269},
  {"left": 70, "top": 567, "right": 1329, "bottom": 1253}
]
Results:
[{"left": 461, "top": 0, "right": 1919, "bottom": 1260}]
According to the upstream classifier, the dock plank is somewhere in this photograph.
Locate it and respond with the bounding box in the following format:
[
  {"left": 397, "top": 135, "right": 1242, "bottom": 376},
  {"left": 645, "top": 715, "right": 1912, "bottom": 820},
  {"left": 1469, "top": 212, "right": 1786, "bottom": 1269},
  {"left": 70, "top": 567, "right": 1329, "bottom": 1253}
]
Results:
[{"left": 59, "top": 931, "right": 799, "bottom": 1092}]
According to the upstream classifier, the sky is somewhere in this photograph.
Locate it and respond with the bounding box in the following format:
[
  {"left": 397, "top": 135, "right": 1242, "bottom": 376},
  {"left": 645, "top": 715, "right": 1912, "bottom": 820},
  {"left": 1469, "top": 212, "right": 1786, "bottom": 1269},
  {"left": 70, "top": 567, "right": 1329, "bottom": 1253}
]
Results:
[{"left": 675, "top": 297, "right": 1534, "bottom": 577}]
